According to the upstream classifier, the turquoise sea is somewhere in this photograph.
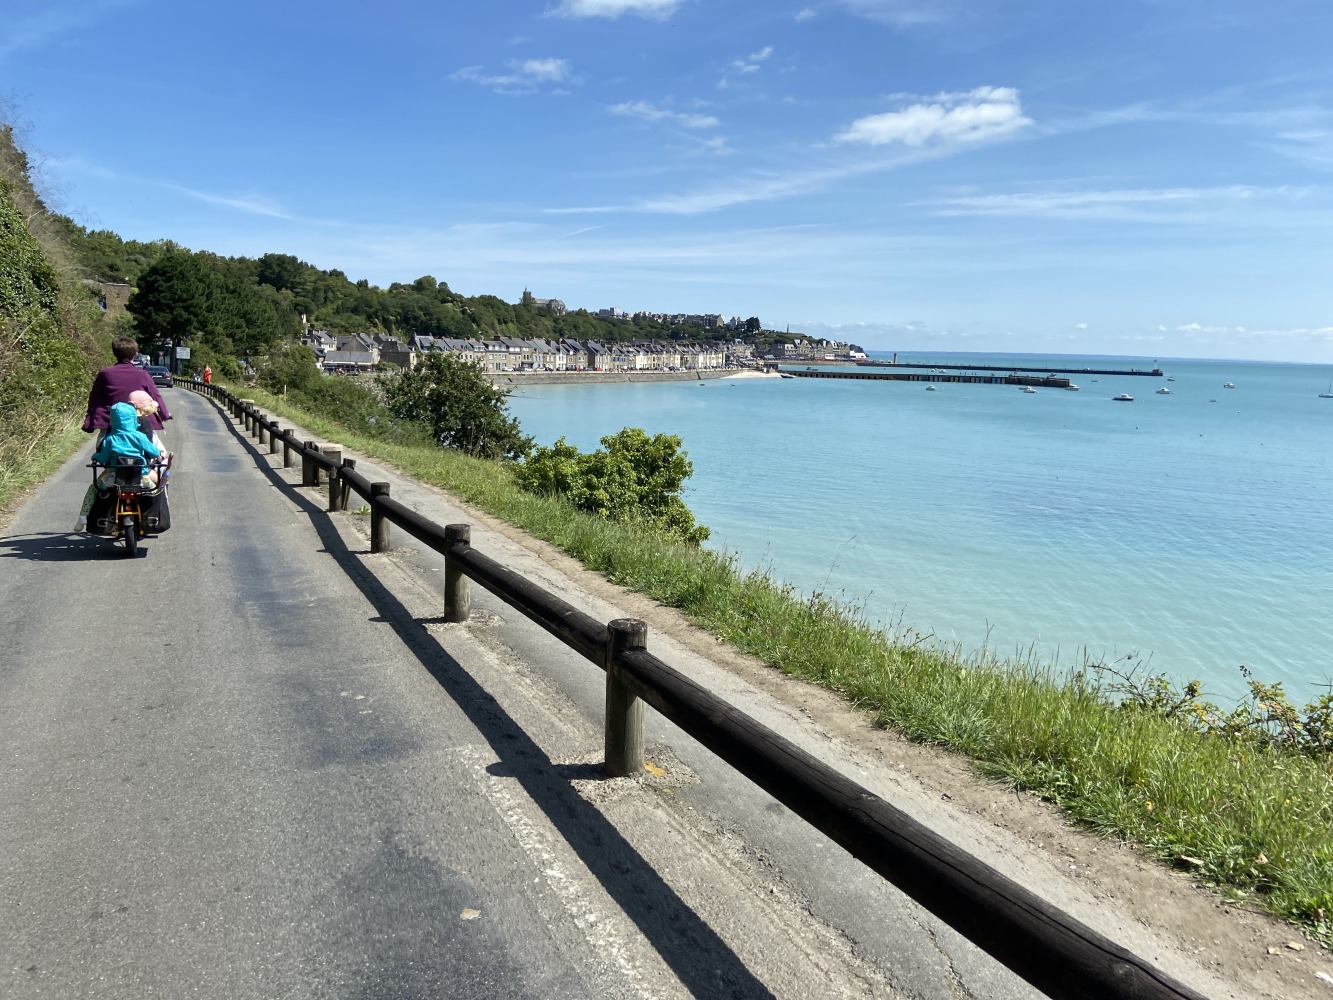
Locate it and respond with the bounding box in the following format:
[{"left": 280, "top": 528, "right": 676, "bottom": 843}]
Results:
[{"left": 505, "top": 353, "right": 1333, "bottom": 702}]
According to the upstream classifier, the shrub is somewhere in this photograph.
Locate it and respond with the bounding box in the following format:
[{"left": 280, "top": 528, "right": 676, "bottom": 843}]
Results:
[{"left": 517, "top": 427, "right": 710, "bottom": 545}]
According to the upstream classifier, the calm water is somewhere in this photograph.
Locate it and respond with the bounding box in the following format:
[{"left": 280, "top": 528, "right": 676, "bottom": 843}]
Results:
[{"left": 506, "top": 353, "right": 1333, "bottom": 701}]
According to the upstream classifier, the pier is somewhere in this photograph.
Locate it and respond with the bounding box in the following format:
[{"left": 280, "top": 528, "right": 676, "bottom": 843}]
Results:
[
  {"left": 787, "top": 368, "right": 1074, "bottom": 388},
  {"left": 855, "top": 361, "right": 1163, "bottom": 377}
]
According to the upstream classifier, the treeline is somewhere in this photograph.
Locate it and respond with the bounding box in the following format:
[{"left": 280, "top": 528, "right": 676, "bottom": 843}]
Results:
[{"left": 54, "top": 223, "right": 790, "bottom": 379}]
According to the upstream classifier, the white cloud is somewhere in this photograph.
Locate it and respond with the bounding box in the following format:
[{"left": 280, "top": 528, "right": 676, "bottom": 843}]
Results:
[
  {"left": 521, "top": 58, "right": 571, "bottom": 82},
  {"left": 453, "top": 58, "right": 572, "bottom": 94},
  {"left": 1075, "top": 322, "right": 1088, "bottom": 330},
  {"left": 794, "top": 7, "right": 818, "bottom": 21},
  {"left": 835, "top": 86, "right": 1031, "bottom": 147},
  {"left": 731, "top": 46, "right": 774, "bottom": 73},
  {"left": 929, "top": 185, "right": 1302, "bottom": 221},
  {"left": 610, "top": 100, "right": 719, "bottom": 129},
  {"left": 550, "top": 0, "right": 682, "bottom": 18}
]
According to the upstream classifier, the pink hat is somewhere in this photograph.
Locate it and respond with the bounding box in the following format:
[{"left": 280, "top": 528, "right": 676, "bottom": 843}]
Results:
[{"left": 128, "top": 390, "right": 158, "bottom": 413}]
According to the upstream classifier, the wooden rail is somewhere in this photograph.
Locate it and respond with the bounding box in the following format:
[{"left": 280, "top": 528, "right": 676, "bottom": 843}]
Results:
[{"left": 184, "top": 381, "right": 1211, "bottom": 1000}]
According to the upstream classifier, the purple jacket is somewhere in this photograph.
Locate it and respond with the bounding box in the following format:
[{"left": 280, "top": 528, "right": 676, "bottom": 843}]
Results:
[{"left": 82, "top": 362, "right": 172, "bottom": 432}]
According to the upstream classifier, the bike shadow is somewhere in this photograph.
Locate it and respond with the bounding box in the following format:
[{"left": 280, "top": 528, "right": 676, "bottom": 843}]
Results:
[{"left": 0, "top": 531, "right": 149, "bottom": 561}]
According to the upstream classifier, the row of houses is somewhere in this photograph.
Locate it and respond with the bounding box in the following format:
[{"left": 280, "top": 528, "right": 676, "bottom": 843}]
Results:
[
  {"left": 412, "top": 336, "right": 731, "bottom": 372},
  {"left": 300, "top": 331, "right": 740, "bottom": 373},
  {"left": 299, "top": 330, "right": 865, "bottom": 374}
]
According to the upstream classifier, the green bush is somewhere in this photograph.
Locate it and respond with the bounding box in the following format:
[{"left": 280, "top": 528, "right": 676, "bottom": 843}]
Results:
[
  {"left": 0, "top": 179, "right": 59, "bottom": 319},
  {"left": 380, "top": 353, "right": 530, "bottom": 460},
  {"left": 517, "top": 427, "right": 710, "bottom": 545}
]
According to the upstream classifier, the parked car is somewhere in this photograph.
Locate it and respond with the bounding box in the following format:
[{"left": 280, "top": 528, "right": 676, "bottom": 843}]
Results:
[{"left": 147, "top": 365, "right": 173, "bottom": 387}]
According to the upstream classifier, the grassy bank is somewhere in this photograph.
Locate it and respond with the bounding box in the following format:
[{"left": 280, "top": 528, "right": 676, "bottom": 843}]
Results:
[{"left": 240, "top": 383, "right": 1332, "bottom": 941}]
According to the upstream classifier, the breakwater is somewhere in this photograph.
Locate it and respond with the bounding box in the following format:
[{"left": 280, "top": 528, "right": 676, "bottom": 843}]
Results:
[
  {"left": 857, "top": 361, "right": 1164, "bottom": 377},
  {"left": 790, "top": 369, "right": 1073, "bottom": 388}
]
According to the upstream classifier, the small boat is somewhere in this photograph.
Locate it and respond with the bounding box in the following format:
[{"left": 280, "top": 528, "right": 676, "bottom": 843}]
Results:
[
  {"left": 779, "top": 372, "right": 795, "bottom": 379},
  {"left": 1021, "top": 386, "right": 1037, "bottom": 394},
  {"left": 1065, "top": 384, "right": 1080, "bottom": 391},
  {"left": 1319, "top": 380, "right": 1333, "bottom": 399},
  {"left": 1113, "top": 393, "right": 1134, "bottom": 402},
  {"left": 926, "top": 384, "right": 937, "bottom": 391},
  {"left": 1223, "top": 382, "right": 1235, "bottom": 388},
  {"left": 1156, "top": 387, "right": 1172, "bottom": 394},
  {"left": 1167, "top": 376, "right": 1176, "bottom": 381}
]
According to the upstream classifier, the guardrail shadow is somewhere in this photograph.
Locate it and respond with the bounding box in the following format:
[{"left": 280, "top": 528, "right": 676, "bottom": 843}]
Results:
[{"left": 212, "top": 401, "right": 778, "bottom": 999}]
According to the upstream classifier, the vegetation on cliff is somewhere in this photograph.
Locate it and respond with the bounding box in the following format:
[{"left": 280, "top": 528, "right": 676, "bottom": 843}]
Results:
[{"left": 0, "top": 122, "right": 111, "bottom": 512}]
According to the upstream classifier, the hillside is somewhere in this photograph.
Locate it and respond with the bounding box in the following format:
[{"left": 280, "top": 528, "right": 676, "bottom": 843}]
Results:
[{"left": 0, "top": 123, "right": 109, "bottom": 512}]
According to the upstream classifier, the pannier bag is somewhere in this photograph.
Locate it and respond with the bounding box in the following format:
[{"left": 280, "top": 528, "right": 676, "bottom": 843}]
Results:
[{"left": 86, "top": 486, "right": 171, "bottom": 535}]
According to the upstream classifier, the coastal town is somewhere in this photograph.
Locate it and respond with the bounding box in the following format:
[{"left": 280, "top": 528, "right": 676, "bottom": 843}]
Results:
[{"left": 299, "top": 311, "right": 866, "bottom": 375}]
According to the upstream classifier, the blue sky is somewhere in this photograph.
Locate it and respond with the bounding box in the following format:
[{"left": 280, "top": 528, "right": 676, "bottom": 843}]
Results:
[{"left": 4, "top": 0, "right": 1332, "bottom": 362}]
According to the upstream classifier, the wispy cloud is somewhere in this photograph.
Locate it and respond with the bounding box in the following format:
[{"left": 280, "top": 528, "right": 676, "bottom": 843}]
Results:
[
  {"left": 549, "top": 0, "right": 683, "bottom": 18},
  {"left": 610, "top": 100, "right": 719, "bottom": 128},
  {"left": 730, "top": 46, "right": 774, "bottom": 74},
  {"left": 835, "top": 86, "right": 1031, "bottom": 147},
  {"left": 794, "top": 7, "right": 818, "bottom": 22},
  {"left": 836, "top": 0, "right": 956, "bottom": 28},
  {"left": 0, "top": 0, "right": 132, "bottom": 64},
  {"left": 173, "top": 186, "right": 293, "bottom": 219},
  {"left": 927, "top": 184, "right": 1307, "bottom": 221},
  {"left": 719, "top": 44, "right": 775, "bottom": 89},
  {"left": 452, "top": 58, "right": 573, "bottom": 94},
  {"left": 54, "top": 155, "right": 295, "bottom": 219}
]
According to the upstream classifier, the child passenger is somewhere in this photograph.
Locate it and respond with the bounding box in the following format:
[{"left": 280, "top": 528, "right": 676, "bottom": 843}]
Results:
[
  {"left": 73, "top": 402, "right": 162, "bottom": 533},
  {"left": 127, "top": 390, "right": 173, "bottom": 485}
]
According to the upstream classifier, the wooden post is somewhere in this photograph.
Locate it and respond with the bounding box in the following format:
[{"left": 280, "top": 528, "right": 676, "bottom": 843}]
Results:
[
  {"left": 302, "top": 442, "right": 320, "bottom": 487},
  {"left": 323, "top": 448, "right": 343, "bottom": 511},
  {"left": 444, "top": 524, "right": 471, "bottom": 622},
  {"left": 604, "top": 619, "right": 647, "bottom": 777},
  {"left": 269, "top": 424, "right": 281, "bottom": 455},
  {"left": 240, "top": 400, "right": 254, "bottom": 432},
  {"left": 339, "top": 458, "right": 355, "bottom": 509},
  {"left": 370, "top": 483, "right": 391, "bottom": 552},
  {"left": 257, "top": 418, "right": 267, "bottom": 446},
  {"left": 282, "top": 431, "right": 294, "bottom": 468}
]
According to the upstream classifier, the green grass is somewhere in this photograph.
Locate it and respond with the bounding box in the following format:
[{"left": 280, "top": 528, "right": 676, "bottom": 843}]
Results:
[
  {"left": 236, "top": 383, "right": 1333, "bottom": 940},
  {"left": 0, "top": 416, "right": 87, "bottom": 518}
]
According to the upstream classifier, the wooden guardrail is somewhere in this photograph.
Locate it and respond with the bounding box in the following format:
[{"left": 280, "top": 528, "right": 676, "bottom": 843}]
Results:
[{"left": 186, "top": 381, "right": 1211, "bottom": 1000}]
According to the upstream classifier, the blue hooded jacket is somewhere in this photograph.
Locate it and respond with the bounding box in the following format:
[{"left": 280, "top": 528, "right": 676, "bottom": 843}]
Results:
[{"left": 93, "top": 402, "right": 161, "bottom": 472}]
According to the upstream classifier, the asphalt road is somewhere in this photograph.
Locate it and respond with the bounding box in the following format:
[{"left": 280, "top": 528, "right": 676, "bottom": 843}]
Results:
[{"left": 0, "top": 389, "right": 1226, "bottom": 1000}]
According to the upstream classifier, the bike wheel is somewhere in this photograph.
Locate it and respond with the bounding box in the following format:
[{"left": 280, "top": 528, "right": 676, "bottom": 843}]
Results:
[{"left": 123, "top": 520, "right": 138, "bottom": 557}]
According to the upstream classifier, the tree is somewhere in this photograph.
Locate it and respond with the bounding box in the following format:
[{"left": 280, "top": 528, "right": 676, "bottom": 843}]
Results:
[
  {"left": 380, "top": 353, "right": 530, "bottom": 460},
  {"left": 256, "top": 342, "right": 322, "bottom": 397},
  {"left": 517, "top": 428, "right": 710, "bottom": 545},
  {"left": 126, "top": 250, "right": 215, "bottom": 365}
]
